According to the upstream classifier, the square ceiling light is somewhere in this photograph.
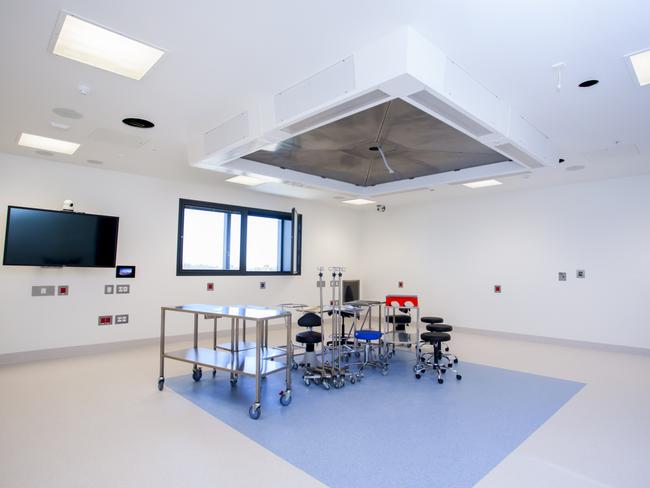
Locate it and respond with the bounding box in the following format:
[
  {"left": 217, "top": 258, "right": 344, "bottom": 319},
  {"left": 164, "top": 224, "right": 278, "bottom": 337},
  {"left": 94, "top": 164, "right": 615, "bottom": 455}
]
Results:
[
  {"left": 226, "top": 175, "right": 278, "bottom": 186},
  {"left": 342, "top": 198, "right": 376, "bottom": 205},
  {"left": 627, "top": 49, "right": 650, "bottom": 86},
  {"left": 462, "top": 179, "right": 502, "bottom": 189},
  {"left": 51, "top": 13, "right": 164, "bottom": 80},
  {"left": 18, "top": 133, "right": 80, "bottom": 154}
]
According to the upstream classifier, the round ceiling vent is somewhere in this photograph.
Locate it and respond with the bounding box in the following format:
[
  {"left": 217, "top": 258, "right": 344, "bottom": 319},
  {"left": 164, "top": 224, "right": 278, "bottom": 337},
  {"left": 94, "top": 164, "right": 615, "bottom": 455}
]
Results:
[
  {"left": 122, "top": 117, "right": 155, "bottom": 128},
  {"left": 52, "top": 107, "right": 83, "bottom": 119},
  {"left": 578, "top": 80, "right": 599, "bottom": 88}
]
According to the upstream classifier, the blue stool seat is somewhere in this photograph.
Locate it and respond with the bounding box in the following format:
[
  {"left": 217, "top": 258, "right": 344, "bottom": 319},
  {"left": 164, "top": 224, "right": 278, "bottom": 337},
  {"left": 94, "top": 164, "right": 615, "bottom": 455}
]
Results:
[{"left": 355, "top": 330, "right": 382, "bottom": 341}]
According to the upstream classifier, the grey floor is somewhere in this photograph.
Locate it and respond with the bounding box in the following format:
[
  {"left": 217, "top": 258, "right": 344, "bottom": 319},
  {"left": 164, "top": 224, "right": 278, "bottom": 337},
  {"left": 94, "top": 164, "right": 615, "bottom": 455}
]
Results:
[{"left": 0, "top": 328, "right": 648, "bottom": 488}]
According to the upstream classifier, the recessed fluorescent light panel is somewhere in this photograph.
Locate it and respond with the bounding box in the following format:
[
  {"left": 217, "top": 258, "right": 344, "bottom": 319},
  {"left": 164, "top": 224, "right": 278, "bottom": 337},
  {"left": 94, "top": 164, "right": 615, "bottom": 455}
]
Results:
[
  {"left": 627, "top": 49, "right": 650, "bottom": 86},
  {"left": 18, "top": 133, "right": 80, "bottom": 155},
  {"left": 226, "top": 175, "right": 275, "bottom": 186},
  {"left": 51, "top": 14, "right": 164, "bottom": 80},
  {"left": 342, "top": 198, "right": 376, "bottom": 205},
  {"left": 462, "top": 179, "right": 502, "bottom": 189}
]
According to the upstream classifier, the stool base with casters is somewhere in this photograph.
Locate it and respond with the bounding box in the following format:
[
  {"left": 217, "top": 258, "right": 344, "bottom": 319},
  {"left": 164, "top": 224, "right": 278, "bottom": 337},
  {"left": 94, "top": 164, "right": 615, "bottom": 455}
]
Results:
[
  {"left": 415, "top": 331, "right": 462, "bottom": 384},
  {"left": 352, "top": 329, "right": 388, "bottom": 382}
]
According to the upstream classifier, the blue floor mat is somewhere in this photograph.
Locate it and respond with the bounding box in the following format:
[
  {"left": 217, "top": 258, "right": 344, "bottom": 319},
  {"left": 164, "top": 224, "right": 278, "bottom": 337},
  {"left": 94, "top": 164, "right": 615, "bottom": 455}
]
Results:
[{"left": 166, "top": 351, "right": 584, "bottom": 488}]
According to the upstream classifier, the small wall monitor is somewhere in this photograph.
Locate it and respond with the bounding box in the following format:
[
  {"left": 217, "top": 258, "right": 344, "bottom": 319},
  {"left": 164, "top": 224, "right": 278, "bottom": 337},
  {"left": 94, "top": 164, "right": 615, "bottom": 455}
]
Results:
[{"left": 116, "top": 265, "right": 136, "bottom": 278}]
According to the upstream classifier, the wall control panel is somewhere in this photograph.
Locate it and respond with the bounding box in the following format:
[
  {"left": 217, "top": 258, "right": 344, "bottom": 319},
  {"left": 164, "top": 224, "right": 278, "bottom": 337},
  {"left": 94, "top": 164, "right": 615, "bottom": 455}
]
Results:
[{"left": 116, "top": 284, "right": 130, "bottom": 294}]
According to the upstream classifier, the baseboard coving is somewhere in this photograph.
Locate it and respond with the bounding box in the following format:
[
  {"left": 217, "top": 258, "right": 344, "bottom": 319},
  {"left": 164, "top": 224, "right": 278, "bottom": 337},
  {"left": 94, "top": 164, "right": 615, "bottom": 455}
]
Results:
[{"left": 453, "top": 326, "right": 650, "bottom": 357}]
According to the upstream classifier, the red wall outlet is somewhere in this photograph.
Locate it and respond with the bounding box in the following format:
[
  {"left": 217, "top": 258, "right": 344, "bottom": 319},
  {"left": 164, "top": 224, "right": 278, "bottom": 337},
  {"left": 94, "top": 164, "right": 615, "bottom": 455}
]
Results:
[{"left": 207, "top": 282, "right": 214, "bottom": 291}]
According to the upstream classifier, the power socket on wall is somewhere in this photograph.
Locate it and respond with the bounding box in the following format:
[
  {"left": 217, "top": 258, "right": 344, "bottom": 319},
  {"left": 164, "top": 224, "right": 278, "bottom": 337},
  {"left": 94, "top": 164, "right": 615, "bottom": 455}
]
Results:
[{"left": 259, "top": 281, "right": 266, "bottom": 290}]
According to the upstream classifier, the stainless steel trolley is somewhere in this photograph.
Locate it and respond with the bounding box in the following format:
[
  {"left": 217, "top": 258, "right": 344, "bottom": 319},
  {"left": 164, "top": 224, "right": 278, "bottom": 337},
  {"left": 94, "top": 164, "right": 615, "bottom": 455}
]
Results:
[{"left": 157, "top": 304, "right": 293, "bottom": 419}]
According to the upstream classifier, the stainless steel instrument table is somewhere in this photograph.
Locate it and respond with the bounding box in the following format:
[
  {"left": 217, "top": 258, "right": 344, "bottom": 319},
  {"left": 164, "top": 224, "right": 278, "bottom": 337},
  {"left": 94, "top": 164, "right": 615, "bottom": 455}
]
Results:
[{"left": 157, "top": 304, "right": 293, "bottom": 419}]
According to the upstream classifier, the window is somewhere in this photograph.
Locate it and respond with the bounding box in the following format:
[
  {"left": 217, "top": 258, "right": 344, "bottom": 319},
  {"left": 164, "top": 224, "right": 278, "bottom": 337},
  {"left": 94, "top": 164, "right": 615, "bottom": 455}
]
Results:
[{"left": 177, "top": 199, "right": 301, "bottom": 276}]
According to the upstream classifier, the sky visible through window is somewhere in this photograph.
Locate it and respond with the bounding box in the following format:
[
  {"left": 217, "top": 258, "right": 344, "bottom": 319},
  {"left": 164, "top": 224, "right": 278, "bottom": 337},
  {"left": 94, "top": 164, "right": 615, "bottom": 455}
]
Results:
[
  {"left": 246, "top": 216, "right": 280, "bottom": 271},
  {"left": 182, "top": 208, "right": 280, "bottom": 272}
]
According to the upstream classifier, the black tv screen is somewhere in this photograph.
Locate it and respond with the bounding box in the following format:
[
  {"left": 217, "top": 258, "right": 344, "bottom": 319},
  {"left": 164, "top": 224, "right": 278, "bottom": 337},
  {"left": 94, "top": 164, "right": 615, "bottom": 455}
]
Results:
[{"left": 3, "top": 206, "right": 119, "bottom": 267}]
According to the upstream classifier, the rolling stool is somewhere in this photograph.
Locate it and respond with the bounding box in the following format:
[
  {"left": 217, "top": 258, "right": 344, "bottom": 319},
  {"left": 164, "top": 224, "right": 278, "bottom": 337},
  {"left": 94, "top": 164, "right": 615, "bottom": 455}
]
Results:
[
  {"left": 415, "top": 331, "right": 462, "bottom": 384},
  {"left": 295, "top": 312, "right": 322, "bottom": 369},
  {"left": 353, "top": 329, "right": 387, "bottom": 382},
  {"left": 422, "top": 317, "right": 458, "bottom": 366}
]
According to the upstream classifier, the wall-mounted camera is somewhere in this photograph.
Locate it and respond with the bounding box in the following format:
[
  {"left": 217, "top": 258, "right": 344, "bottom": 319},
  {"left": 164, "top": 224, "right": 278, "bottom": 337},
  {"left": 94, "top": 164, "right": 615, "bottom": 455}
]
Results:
[{"left": 376, "top": 204, "right": 386, "bottom": 212}]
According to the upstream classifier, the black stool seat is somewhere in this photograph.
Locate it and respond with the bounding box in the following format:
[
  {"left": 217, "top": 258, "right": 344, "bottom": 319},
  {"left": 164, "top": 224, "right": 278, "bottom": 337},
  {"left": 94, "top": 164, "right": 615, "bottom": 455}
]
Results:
[
  {"left": 421, "top": 316, "right": 444, "bottom": 324},
  {"left": 420, "top": 331, "right": 451, "bottom": 343},
  {"left": 386, "top": 315, "right": 411, "bottom": 324},
  {"left": 297, "top": 312, "right": 321, "bottom": 328},
  {"left": 327, "top": 310, "right": 355, "bottom": 318},
  {"left": 296, "top": 330, "right": 322, "bottom": 344},
  {"left": 426, "top": 324, "right": 453, "bottom": 333}
]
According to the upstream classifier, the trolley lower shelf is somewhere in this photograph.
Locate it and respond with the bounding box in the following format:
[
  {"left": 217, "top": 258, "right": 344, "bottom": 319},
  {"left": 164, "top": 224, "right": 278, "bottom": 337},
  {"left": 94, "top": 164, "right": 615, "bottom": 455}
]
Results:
[{"left": 165, "top": 347, "right": 287, "bottom": 377}]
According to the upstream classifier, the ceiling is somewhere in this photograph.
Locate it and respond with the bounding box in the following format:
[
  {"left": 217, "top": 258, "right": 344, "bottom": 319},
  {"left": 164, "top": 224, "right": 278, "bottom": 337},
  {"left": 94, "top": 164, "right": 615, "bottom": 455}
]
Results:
[{"left": 0, "top": 0, "right": 649, "bottom": 206}]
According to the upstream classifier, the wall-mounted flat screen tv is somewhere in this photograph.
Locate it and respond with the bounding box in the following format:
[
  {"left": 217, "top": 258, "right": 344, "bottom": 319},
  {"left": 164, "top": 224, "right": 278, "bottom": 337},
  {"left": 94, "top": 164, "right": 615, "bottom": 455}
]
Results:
[{"left": 2, "top": 206, "right": 119, "bottom": 267}]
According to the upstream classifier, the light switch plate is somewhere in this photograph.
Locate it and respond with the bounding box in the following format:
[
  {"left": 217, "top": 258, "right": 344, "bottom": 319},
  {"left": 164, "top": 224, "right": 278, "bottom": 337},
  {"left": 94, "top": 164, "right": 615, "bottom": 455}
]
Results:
[
  {"left": 104, "top": 285, "right": 114, "bottom": 294},
  {"left": 576, "top": 269, "right": 586, "bottom": 279},
  {"left": 32, "top": 285, "right": 55, "bottom": 297},
  {"left": 115, "top": 314, "right": 129, "bottom": 324},
  {"left": 558, "top": 272, "right": 567, "bottom": 281}
]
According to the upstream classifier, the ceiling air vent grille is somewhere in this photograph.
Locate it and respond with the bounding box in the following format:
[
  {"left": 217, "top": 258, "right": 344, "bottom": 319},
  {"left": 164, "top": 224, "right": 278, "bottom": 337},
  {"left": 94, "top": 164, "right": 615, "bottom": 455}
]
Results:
[
  {"left": 495, "top": 143, "right": 544, "bottom": 169},
  {"left": 282, "top": 90, "right": 390, "bottom": 136},
  {"left": 205, "top": 111, "right": 249, "bottom": 155},
  {"left": 408, "top": 90, "right": 493, "bottom": 138}
]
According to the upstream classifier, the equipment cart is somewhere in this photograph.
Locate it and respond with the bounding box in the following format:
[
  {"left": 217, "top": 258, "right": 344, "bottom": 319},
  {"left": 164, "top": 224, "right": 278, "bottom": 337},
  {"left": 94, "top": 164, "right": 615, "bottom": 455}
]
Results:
[{"left": 157, "top": 304, "right": 293, "bottom": 419}]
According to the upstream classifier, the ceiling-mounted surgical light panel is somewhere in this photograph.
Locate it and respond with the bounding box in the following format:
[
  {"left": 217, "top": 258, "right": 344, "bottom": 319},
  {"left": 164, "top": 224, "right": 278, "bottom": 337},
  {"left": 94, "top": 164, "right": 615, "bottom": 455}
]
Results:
[
  {"left": 627, "top": 48, "right": 650, "bottom": 86},
  {"left": 50, "top": 13, "right": 164, "bottom": 80}
]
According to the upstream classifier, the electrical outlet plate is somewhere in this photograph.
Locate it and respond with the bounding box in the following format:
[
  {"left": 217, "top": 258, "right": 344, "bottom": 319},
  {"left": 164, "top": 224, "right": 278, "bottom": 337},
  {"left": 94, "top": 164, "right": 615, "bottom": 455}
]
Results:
[
  {"left": 115, "top": 314, "right": 129, "bottom": 324},
  {"left": 207, "top": 282, "right": 214, "bottom": 291},
  {"left": 116, "top": 284, "right": 130, "bottom": 294},
  {"left": 57, "top": 285, "right": 69, "bottom": 296},
  {"left": 576, "top": 270, "right": 586, "bottom": 279},
  {"left": 98, "top": 315, "right": 113, "bottom": 326},
  {"left": 494, "top": 284, "right": 502, "bottom": 293},
  {"left": 398, "top": 281, "right": 404, "bottom": 288},
  {"left": 259, "top": 281, "right": 266, "bottom": 290},
  {"left": 558, "top": 272, "right": 567, "bottom": 281},
  {"left": 104, "top": 284, "right": 114, "bottom": 294}
]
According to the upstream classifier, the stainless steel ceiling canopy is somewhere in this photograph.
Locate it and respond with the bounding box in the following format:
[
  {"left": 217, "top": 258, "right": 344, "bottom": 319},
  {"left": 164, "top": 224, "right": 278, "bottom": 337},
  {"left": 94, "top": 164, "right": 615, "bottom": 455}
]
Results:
[
  {"left": 243, "top": 99, "right": 509, "bottom": 187},
  {"left": 189, "top": 27, "right": 558, "bottom": 196}
]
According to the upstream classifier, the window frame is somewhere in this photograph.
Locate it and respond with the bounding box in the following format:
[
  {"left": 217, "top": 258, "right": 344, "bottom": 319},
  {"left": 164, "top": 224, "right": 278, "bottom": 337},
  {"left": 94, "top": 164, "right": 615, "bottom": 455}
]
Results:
[{"left": 176, "top": 198, "right": 302, "bottom": 276}]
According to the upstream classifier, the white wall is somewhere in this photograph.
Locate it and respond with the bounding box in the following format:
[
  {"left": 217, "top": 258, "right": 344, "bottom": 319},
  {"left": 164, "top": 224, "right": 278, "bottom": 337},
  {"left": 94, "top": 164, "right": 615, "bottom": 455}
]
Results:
[
  {"left": 0, "top": 153, "right": 362, "bottom": 355},
  {"left": 360, "top": 175, "right": 650, "bottom": 351}
]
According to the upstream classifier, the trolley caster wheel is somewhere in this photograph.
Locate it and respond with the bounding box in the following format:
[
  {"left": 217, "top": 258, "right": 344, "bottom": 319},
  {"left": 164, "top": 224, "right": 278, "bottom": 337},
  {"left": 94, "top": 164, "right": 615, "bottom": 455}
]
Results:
[
  {"left": 303, "top": 377, "right": 311, "bottom": 386},
  {"left": 437, "top": 378, "right": 444, "bottom": 384},
  {"left": 456, "top": 374, "right": 462, "bottom": 380},
  {"left": 248, "top": 403, "right": 261, "bottom": 420},
  {"left": 350, "top": 376, "right": 356, "bottom": 384},
  {"left": 157, "top": 378, "right": 165, "bottom": 391},
  {"left": 415, "top": 373, "right": 421, "bottom": 379},
  {"left": 381, "top": 367, "right": 389, "bottom": 376},
  {"left": 230, "top": 374, "right": 238, "bottom": 386},
  {"left": 292, "top": 362, "right": 299, "bottom": 370},
  {"left": 322, "top": 380, "right": 331, "bottom": 390},
  {"left": 279, "top": 390, "right": 292, "bottom": 406},
  {"left": 212, "top": 370, "right": 217, "bottom": 378},
  {"left": 192, "top": 368, "right": 202, "bottom": 382},
  {"left": 407, "top": 344, "right": 412, "bottom": 349},
  {"left": 441, "top": 368, "right": 446, "bottom": 374},
  {"left": 454, "top": 358, "right": 458, "bottom": 364}
]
